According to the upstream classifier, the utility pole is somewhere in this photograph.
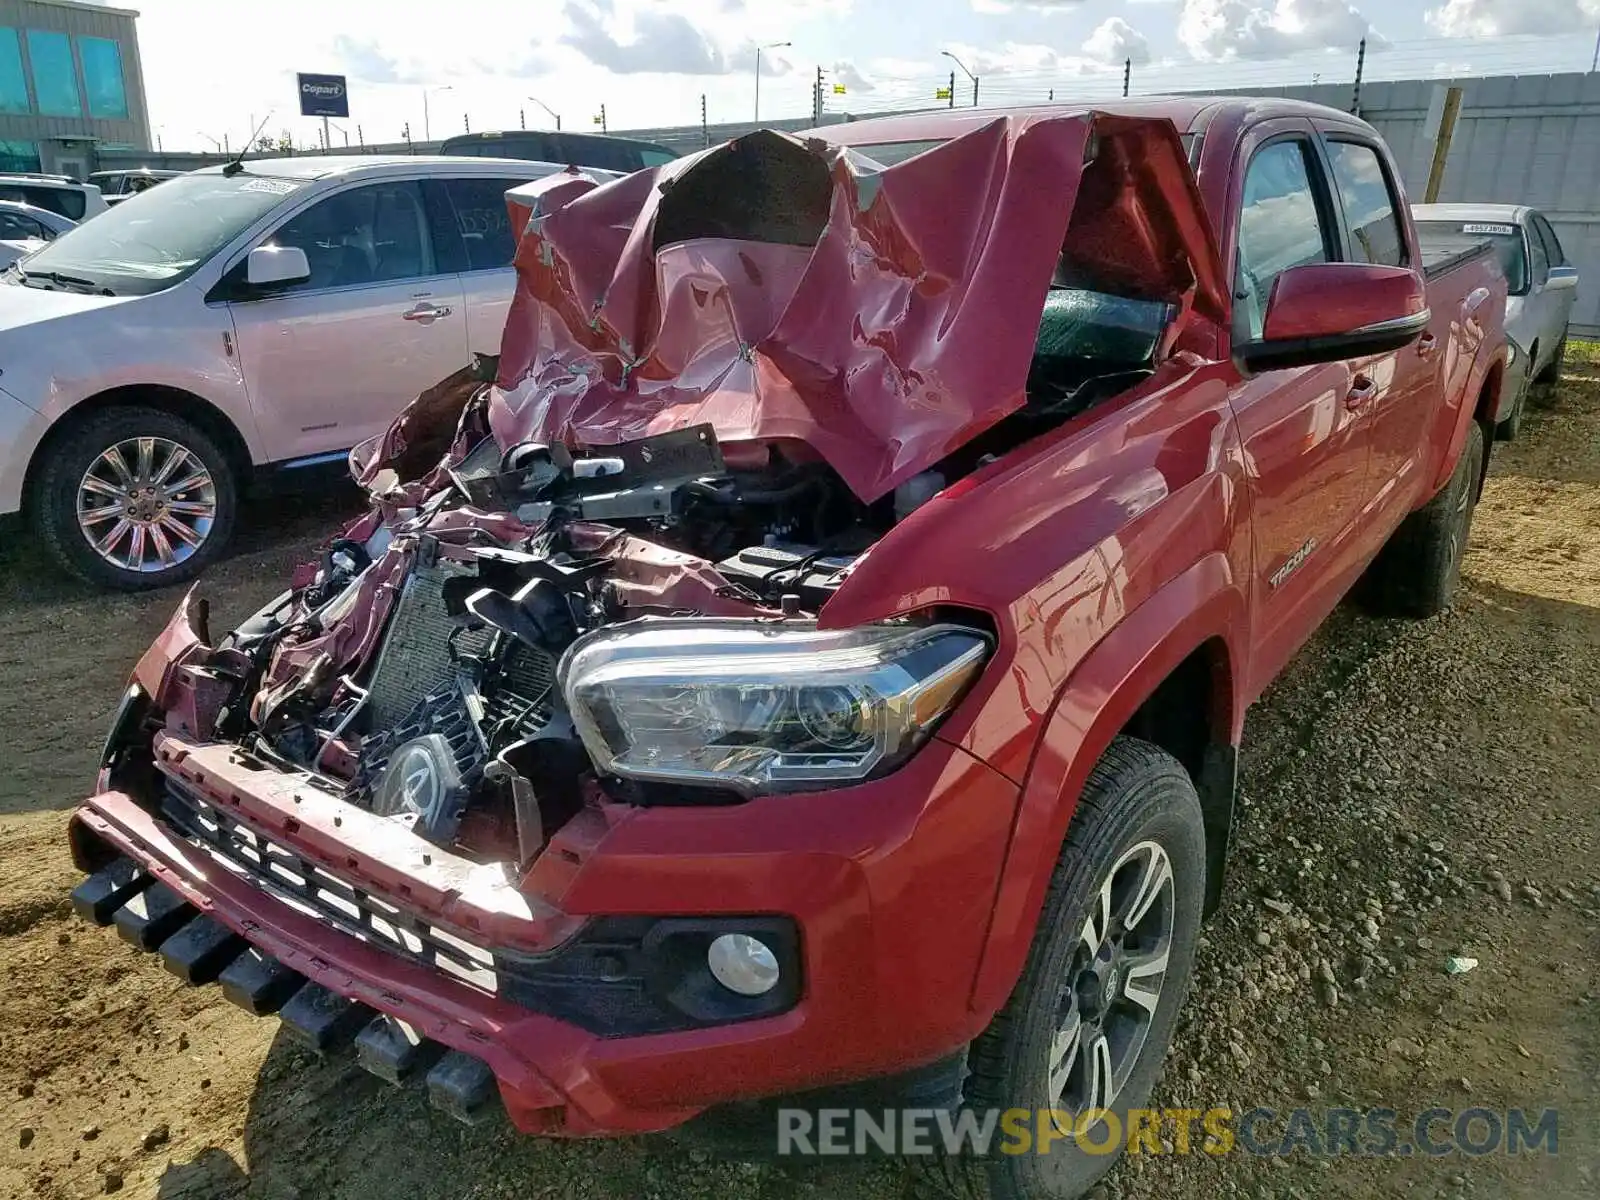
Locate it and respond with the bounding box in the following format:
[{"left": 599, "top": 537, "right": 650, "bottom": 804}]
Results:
[
  {"left": 402, "top": 122, "right": 411, "bottom": 152},
  {"left": 1423, "top": 86, "right": 1463, "bottom": 203},
  {"left": 520, "top": 108, "right": 526, "bottom": 130},
  {"left": 464, "top": 112, "right": 470, "bottom": 133},
  {"left": 755, "top": 40, "right": 791, "bottom": 123},
  {"left": 701, "top": 94, "right": 709, "bottom": 147},
  {"left": 357, "top": 124, "right": 364, "bottom": 148},
  {"left": 814, "top": 65, "right": 823, "bottom": 123},
  {"left": 1123, "top": 58, "right": 1131, "bottom": 98},
  {"left": 597, "top": 104, "right": 607, "bottom": 133},
  {"left": 1592, "top": 25, "right": 1600, "bottom": 72},
  {"left": 948, "top": 70, "right": 955, "bottom": 108},
  {"left": 973, "top": 75, "right": 979, "bottom": 107},
  {"left": 1352, "top": 37, "right": 1366, "bottom": 115},
  {"left": 942, "top": 51, "right": 977, "bottom": 107}
]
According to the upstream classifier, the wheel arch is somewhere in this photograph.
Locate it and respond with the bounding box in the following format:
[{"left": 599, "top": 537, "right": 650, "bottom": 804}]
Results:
[
  {"left": 966, "top": 552, "right": 1245, "bottom": 1018},
  {"left": 21, "top": 384, "right": 254, "bottom": 515}
]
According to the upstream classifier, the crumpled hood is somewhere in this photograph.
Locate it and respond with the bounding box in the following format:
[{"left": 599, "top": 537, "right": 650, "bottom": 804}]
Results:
[{"left": 491, "top": 112, "right": 1225, "bottom": 502}]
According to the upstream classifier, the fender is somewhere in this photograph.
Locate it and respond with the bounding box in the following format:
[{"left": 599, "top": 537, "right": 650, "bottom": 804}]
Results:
[{"left": 967, "top": 550, "right": 1245, "bottom": 1018}]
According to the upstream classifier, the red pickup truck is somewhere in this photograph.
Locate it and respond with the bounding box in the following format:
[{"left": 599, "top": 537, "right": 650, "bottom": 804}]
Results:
[{"left": 68, "top": 98, "right": 1506, "bottom": 1199}]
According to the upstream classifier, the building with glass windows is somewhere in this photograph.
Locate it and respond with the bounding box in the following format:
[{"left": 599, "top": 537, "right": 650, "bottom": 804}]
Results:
[{"left": 0, "top": 0, "right": 148, "bottom": 181}]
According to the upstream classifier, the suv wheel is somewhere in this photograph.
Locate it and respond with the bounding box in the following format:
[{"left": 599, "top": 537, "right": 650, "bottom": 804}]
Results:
[
  {"left": 922, "top": 737, "right": 1206, "bottom": 1200},
  {"left": 33, "top": 407, "right": 238, "bottom": 590}
]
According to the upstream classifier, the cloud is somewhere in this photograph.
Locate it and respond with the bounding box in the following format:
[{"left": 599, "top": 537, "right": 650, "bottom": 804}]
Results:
[
  {"left": 561, "top": 0, "right": 735, "bottom": 74},
  {"left": 1426, "top": 0, "right": 1600, "bottom": 37},
  {"left": 832, "top": 60, "right": 877, "bottom": 93},
  {"left": 330, "top": 35, "right": 426, "bottom": 85},
  {"left": 1083, "top": 18, "right": 1152, "bottom": 66},
  {"left": 971, "top": 0, "right": 1088, "bottom": 12},
  {"left": 1178, "top": 0, "right": 1386, "bottom": 60}
]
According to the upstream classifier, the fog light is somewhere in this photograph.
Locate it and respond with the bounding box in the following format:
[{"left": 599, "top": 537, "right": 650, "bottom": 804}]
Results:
[{"left": 707, "top": 933, "right": 781, "bottom": 996}]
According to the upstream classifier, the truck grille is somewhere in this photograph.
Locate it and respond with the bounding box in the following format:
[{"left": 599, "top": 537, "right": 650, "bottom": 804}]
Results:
[{"left": 160, "top": 780, "right": 499, "bottom": 994}]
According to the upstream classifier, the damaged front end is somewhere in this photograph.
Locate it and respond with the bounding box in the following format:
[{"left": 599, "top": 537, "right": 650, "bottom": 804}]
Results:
[{"left": 69, "top": 110, "right": 1223, "bottom": 1133}]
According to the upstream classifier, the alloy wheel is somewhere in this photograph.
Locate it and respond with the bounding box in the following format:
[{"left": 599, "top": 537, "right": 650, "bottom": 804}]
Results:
[{"left": 75, "top": 436, "right": 217, "bottom": 574}]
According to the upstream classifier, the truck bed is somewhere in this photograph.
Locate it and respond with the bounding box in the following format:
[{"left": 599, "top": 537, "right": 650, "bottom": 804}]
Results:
[{"left": 1422, "top": 239, "right": 1494, "bottom": 281}]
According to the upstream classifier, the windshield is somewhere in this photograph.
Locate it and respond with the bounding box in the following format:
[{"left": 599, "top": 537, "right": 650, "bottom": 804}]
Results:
[
  {"left": 15, "top": 171, "right": 309, "bottom": 296},
  {"left": 1414, "top": 220, "right": 1527, "bottom": 294}
]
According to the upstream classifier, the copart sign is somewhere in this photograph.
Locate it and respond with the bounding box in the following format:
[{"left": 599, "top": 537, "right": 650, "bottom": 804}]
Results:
[{"left": 297, "top": 73, "right": 349, "bottom": 118}]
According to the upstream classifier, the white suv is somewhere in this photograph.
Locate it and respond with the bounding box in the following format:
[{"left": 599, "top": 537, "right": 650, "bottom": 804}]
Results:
[
  {"left": 0, "top": 173, "right": 108, "bottom": 221},
  {"left": 0, "top": 155, "right": 581, "bottom": 589}
]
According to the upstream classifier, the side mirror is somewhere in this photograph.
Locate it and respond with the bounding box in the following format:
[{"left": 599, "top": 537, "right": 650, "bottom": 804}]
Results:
[
  {"left": 245, "top": 244, "right": 310, "bottom": 288},
  {"left": 1238, "top": 262, "right": 1429, "bottom": 373},
  {"left": 1545, "top": 265, "right": 1579, "bottom": 292}
]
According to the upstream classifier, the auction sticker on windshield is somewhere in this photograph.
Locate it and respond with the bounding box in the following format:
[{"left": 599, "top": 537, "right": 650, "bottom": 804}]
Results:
[{"left": 239, "top": 178, "right": 300, "bottom": 195}]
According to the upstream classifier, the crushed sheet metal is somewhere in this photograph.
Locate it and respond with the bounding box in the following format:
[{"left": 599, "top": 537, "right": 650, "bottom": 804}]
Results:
[{"left": 489, "top": 115, "right": 1225, "bottom": 503}]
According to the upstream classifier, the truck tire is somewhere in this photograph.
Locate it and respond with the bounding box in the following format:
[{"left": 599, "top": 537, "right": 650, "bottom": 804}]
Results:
[
  {"left": 1364, "top": 420, "right": 1485, "bottom": 619},
  {"left": 33, "top": 407, "right": 238, "bottom": 591},
  {"left": 917, "top": 737, "right": 1206, "bottom": 1200}
]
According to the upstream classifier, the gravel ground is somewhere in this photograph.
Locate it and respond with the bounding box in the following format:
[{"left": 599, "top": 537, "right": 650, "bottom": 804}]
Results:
[{"left": 0, "top": 357, "right": 1596, "bottom": 1200}]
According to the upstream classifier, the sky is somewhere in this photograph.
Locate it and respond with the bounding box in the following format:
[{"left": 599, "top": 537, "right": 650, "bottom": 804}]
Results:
[{"left": 111, "top": 0, "right": 1600, "bottom": 151}]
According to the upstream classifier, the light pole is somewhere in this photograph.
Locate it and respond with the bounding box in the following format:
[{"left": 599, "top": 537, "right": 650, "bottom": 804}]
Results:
[
  {"left": 942, "top": 50, "right": 978, "bottom": 107},
  {"left": 423, "top": 85, "right": 453, "bottom": 143},
  {"left": 527, "top": 96, "right": 561, "bottom": 131},
  {"left": 755, "top": 40, "right": 790, "bottom": 123}
]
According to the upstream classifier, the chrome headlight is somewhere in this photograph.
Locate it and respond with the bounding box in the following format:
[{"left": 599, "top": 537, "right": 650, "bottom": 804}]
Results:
[{"left": 560, "top": 619, "right": 991, "bottom": 794}]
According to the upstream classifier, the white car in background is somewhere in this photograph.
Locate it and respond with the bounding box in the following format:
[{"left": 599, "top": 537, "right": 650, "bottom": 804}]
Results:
[
  {"left": 0, "top": 199, "right": 75, "bottom": 268},
  {"left": 0, "top": 155, "right": 598, "bottom": 589},
  {"left": 0, "top": 173, "right": 108, "bottom": 221},
  {"left": 1413, "top": 203, "right": 1579, "bottom": 439}
]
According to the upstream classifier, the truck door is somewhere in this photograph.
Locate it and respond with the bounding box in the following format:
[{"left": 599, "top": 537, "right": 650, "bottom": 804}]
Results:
[
  {"left": 1223, "top": 129, "right": 1376, "bottom": 690},
  {"left": 1318, "top": 135, "right": 1437, "bottom": 528}
]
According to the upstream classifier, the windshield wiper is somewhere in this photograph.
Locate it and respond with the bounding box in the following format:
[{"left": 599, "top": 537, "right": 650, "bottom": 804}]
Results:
[{"left": 18, "top": 269, "right": 114, "bottom": 296}]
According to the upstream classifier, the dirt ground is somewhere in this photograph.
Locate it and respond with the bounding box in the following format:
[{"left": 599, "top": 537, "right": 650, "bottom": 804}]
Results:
[{"left": 0, "top": 358, "right": 1597, "bottom": 1200}]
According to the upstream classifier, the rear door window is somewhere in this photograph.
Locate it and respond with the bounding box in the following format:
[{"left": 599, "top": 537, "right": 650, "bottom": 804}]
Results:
[
  {"left": 0, "top": 185, "right": 84, "bottom": 220},
  {"left": 440, "top": 177, "right": 525, "bottom": 271},
  {"left": 1531, "top": 214, "right": 1565, "bottom": 267},
  {"left": 1324, "top": 140, "right": 1407, "bottom": 267}
]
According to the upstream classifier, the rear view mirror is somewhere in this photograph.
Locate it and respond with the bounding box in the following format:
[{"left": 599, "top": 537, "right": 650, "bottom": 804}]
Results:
[
  {"left": 246, "top": 244, "right": 310, "bottom": 288},
  {"left": 1238, "top": 262, "right": 1429, "bottom": 373},
  {"left": 1545, "top": 265, "right": 1579, "bottom": 292}
]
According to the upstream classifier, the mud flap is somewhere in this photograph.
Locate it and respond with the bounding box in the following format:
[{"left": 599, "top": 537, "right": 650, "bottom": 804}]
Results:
[
  {"left": 159, "top": 915, "right": 247, "bottom": 985},
  {"left": 355, "top": 1015, "right": 446, "bottom": 1085},
  {"left": 70, "top": 856, "right": 152, "bottom": 925},
  {"left": 425, "top": 1051, "right": 500, "bottom": 1125},
  {"left": 112, "top": 881, "right": 196, "bottom": 950},
  {"left": 278, "top": 983, "right": 375, "bottom": 1053},
  {"left": 218, "top": 948, "right": 306, "bottom": 1016}
]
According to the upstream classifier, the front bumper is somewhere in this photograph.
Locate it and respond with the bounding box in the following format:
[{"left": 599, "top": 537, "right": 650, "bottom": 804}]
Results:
[{"left": 69, "top": 729, "right": 1020, "bottom": 1137}]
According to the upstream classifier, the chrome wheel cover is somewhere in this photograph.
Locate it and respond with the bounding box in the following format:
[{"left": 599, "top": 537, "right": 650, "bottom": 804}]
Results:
[{"left": 76, "top": 436, "right": 216, "bottom": 573}]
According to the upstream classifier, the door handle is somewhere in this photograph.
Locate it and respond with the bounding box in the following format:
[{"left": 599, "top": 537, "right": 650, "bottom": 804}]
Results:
[
  {"left": 1417, "top": 333, "right": 1439, "bottom": 358},
  {"left": 402, "top": 303, "right": 452, "bottom": 323},
  {"left": 1345, "top": 375, "right": 1377, "bottom": 410}
]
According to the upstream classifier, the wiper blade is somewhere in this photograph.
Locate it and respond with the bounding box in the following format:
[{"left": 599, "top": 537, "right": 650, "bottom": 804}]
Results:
[{"left": 19, "top": 269, "right": 113, "bottom": 295}]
